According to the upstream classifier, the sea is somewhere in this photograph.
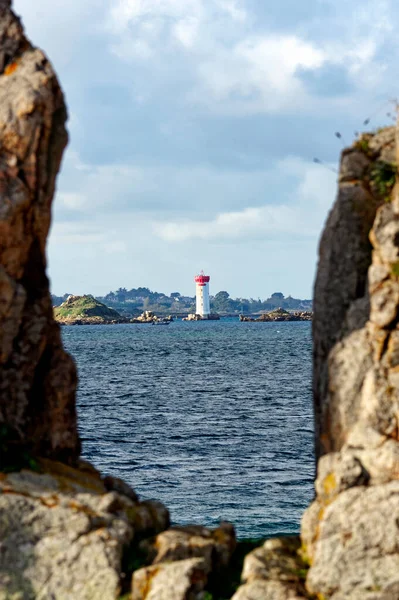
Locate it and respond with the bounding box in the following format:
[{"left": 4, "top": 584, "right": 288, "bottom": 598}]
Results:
[{"left": 61, "top": 319, "right": 314, "bottom": 539}]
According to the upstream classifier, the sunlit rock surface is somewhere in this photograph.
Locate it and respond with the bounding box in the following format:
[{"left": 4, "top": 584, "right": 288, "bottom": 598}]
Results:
[
  {"left": 301, "top": 127, "right": 399, "bottom": 599},
  {"left": 0, "top": 0, "right": 79, "bottom": 461}
]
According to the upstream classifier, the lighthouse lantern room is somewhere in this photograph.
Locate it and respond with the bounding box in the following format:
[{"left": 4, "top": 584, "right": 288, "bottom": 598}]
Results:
[{"left": 194, "top": 271, "right": 211, "bottom": 318}]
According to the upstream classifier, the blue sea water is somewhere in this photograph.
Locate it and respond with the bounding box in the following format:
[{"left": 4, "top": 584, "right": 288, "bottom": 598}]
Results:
[{"left": 61, "top": 319, "right": 314, "bottom": 539}]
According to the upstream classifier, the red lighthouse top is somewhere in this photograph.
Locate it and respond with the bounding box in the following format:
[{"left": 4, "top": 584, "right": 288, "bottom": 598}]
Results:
[{"left": 194, "top": 271, "right": 210, "bottom": 286}]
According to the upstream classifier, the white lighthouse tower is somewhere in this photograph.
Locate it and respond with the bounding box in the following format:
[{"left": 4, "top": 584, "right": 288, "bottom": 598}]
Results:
[{"left": 194, "top": 271, "right": 211, "bottom": 318}]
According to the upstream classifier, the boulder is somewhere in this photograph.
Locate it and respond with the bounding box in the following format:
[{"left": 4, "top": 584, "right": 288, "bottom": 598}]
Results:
[
  {"left": 231, "top": 537, "right": 308, "bottom": 600},
  {"left": 150, "top": 522, "right": 236, "bottom": 573},
  {"left": 305, "top": 482, "right": 399, "bottom": 599},
  {"left": 0, "top": 461, "right": 171, "bottom": 599},
  {"left": 0, "top": 462, "right": 132, "bottom": 599},
  {"left": 131, "top": 558, "right": 208, "bottom": 600}
]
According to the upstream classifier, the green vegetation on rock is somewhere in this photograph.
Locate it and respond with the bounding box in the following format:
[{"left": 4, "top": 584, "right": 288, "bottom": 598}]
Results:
[
  {"left": 369, "top": 161, "right": 397, "bottom": 201},
  {"left": 54, "top": 295, "right": 123, "bottom": 324},
  {"left": 391, "top": 261, "right": 399, "bottom": 278},
  {"left": 0, "top": 425, "right": 40, "bottom": 473},
  {"left": 355, "top": 135, "right": 372, "bottom": 156}
]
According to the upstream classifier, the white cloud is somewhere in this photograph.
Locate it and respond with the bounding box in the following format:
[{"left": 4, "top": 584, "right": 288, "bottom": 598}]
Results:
[
  {"left": 196, "top": 35, "right": 325, "bottom": 111},
  {"left": 108, "top": 0, "right": 204, "bottom": 57},
  {"left": 105, "top": 0, "right": 395, "bottom": 115},
  {"left": 104, "top": 240, "right": 128, "bottom": 254},
  {"left": 58, "top": 192, "right": 87, "bottom": 211},
  {"left": 172, "top": 17, "right": 201, "bottom": 48},
  {"left": 218, "top": 0, "right": 246, "bottom": 22},
  {"left": 109, "top": 0, "right": 203, "bottom": 27},
  {"left": 153, "top": 158, "right": 337, "bottom": 242},
  {"left": 154, "top": 205, "right": 305, "bottom": 242}
]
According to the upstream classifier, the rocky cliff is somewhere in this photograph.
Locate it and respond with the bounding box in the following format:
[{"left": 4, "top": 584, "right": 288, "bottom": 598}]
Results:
[
  {"left": 300, "top": 127, "right": 399, "bottom": 599},
  {"left": 0, "top": 0, "right": 79, "bottom": 463},
  {"left": 0, "top": 1, "right": 398, "bottom": 598}
]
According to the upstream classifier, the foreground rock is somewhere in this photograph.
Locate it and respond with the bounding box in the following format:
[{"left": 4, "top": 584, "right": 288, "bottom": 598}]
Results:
[
  {"left": 0, "top": 0, "right": 79, "bottom": 461},
  {"left": 131, "top": 523, "right": 236, "bottom": 599},
  {"left": 132, "top": 558, "right": 208, "bottom": 600},
  {"left": 232, "top": 537, "right": 309, "bottom": 600},
  {"left": 0, "top": 460, "right": 170, "bottom": 599},
  {"left": 54, "top": 294, "right": 127, "bottom": 325},
  {"left": 304, "top": 481, "right": 399, "bottom": 599},
  {"left": 301, "top": 126, "right": 399, "bottom": 599}
]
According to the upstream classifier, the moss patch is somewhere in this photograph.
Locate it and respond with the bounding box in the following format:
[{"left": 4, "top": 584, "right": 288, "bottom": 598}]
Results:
[
  {"left": 355, "top": 136, "right": 372, "bottom": 156},
  {"left": 369, "top": 161, "right": 397, "bottom": 201},
  {"left": 0, "top": 425, "right": 40, "bottom": 473}
]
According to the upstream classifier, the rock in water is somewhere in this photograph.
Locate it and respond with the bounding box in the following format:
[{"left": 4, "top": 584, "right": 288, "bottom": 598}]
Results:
[{"left": 0, "top": 1, "right": 80, "bottom": 461}]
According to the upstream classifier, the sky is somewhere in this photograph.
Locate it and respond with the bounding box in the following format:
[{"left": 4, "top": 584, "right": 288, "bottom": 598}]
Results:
[{"left": 13, "top": 0, "right": 399, "bottom": 299}]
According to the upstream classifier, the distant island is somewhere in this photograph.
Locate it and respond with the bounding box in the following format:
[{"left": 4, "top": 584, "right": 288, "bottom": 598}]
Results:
[
  {"left": 54, "top": 295, "right": 126, "bottom": 325},
  {"left": 240, "top": 308, "right": 312, "bottom": 322},
  {"left": 52, "top": 288, "right": 312, "bottom": 318},
  {"left": 54, "top": 296, "right": 176, "bottom": 325}
]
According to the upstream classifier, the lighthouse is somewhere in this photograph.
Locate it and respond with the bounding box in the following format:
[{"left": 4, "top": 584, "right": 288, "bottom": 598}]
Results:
[{"left": 194, "top": 271, "right": 211, "bottom": 318}]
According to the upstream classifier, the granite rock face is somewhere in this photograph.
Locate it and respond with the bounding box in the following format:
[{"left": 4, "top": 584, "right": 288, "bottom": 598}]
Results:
[
  {"left": 131, "top": 558, "right": 208, "bottom": 600},
  {"left": 0, "top": 1, "right": 79, "bottom": 461},
  {"left": 231, "top": 537, "right": 309, "bottom": 600},
  {"left": 131, "top": 523, "right": 237, "bottom": 600},
  {"left": 0, "top": 460, "right": 171, "bottom": 600},
  {"left": 301, "top": 127, "right": 399, "bottom": 599}
]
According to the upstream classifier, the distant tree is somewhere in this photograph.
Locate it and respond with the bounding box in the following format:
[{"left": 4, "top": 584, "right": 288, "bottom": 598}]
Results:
[
  {"left": 213, "top": 291, "right": 234, "bottom": 313},
  {"left": 170, "top": 292, "right": 181, "bottom": 299},
  {"left": 116, "top": 287, "right": 127, "bottom": 302},
  {"left": 267, "top": 292, "right": 285, "bottom": 308},
  {"left": 103, "top": 291, "right": 116, "bottom": 302}
]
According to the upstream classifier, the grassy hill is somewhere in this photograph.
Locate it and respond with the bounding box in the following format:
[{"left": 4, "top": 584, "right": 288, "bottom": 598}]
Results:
[{"left": 54, "top": 295, "right": 124, "bottom": 324}]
